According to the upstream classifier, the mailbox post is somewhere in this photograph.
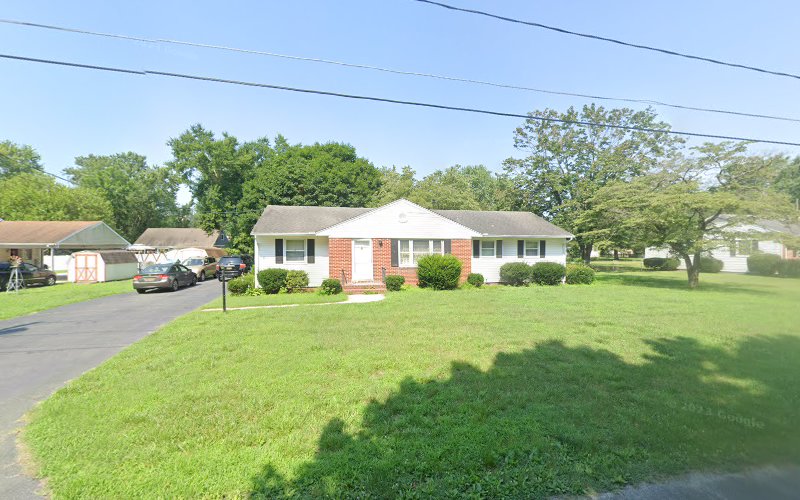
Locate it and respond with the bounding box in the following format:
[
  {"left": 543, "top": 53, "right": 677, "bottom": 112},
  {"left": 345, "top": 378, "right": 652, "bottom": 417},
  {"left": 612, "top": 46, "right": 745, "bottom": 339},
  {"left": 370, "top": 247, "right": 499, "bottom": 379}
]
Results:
[{"left": 221, "top": 269, "right": 227, "bottom": 313}]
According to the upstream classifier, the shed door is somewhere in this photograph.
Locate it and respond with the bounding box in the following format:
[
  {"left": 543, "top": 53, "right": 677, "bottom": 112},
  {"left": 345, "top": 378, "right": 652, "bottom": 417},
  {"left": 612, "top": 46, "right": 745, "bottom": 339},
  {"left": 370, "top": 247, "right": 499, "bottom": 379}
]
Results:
[{"left": 75, "top": 254, "right": 98, "bottom": 282}]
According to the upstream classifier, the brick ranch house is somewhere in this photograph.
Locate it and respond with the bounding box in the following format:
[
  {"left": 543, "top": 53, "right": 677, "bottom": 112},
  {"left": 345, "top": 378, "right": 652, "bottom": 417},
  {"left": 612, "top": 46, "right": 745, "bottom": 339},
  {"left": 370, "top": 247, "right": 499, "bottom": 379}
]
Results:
[{"left": 250, "top": 199, "right": 573, "bottom": 289}]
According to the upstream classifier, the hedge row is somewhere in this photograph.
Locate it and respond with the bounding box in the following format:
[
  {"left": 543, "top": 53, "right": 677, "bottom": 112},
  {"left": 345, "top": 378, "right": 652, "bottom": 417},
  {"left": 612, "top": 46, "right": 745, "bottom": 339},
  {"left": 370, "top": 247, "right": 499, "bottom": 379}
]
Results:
[
  {"left": 499, "top": 262, "right": 567, "bottom": 286},
  {"left": 748, "top": 254, "right": 800, "bottom": 278}
]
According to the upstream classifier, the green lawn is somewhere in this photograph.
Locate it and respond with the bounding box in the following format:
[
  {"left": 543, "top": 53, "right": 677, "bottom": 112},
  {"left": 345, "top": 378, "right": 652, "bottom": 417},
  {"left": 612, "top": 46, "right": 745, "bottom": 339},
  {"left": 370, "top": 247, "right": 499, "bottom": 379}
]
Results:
[
  {"left": 202, "top": 292, "right": 347, "bottom": 309},
  {"left": 589, "top": 257, "right": 644, "bottom": 272},
  {"left": 23, "top": 272, "right": 800, "bottom": 498},
  {"left": 0, "top": 280, "right": 133, "bottom": 321}
]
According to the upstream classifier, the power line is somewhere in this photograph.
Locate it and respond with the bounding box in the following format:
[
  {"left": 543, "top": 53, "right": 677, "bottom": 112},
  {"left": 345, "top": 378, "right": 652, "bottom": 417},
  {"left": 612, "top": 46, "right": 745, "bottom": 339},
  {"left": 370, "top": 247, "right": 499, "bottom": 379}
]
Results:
[
  {"left": 1, "top": 18, "right": 798, "bottom": 124},
  {"left": 0, "top": 151, "right": 76, "bottom": 184},
  {"left": 2, "top": 53, "right": 800, "bottom": 148},
  {"left": 413, "top": 0, "right": 800, "bottom": 82}
]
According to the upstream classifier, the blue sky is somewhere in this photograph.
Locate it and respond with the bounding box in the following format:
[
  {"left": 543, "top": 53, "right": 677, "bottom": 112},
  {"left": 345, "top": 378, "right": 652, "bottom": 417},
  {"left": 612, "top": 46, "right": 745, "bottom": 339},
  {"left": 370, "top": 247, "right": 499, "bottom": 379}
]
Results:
[{"left": 2, "top": 0, "right": 799, "bottom": 204}]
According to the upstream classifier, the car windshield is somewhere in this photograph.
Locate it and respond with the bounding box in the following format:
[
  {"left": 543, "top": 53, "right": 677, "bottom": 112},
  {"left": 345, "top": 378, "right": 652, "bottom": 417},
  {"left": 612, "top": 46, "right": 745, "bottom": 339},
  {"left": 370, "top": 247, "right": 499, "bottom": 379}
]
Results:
[
  {"left": 183, "top": 258, "right": 204, "bottom": 266},
  {"left": 141, "top": 264, "right": 172, "bottom": 274}
]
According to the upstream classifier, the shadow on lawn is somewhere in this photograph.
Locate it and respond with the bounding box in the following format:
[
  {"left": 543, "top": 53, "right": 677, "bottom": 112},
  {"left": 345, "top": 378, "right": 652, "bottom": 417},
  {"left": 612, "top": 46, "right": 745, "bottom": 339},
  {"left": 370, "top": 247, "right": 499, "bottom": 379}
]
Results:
[
  {"left": 595, "top": 272, "right": 775, "bottom": 296},
  {"left": 251, "top": 336, "right": 800, "bottom": 498}
]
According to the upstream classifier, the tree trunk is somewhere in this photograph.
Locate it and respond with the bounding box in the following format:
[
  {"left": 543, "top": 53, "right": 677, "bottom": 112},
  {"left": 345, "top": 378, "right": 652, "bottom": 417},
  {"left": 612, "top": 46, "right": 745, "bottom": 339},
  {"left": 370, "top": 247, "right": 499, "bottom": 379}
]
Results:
[
  {"left": 580, "top": 242, "right": 593, "bottom": 265},
  {"left": 613, "top": 249, "right": 619, "bottom": 261},
  {"left": 683, "top": 253, "right": 700, "bottom": 289}
]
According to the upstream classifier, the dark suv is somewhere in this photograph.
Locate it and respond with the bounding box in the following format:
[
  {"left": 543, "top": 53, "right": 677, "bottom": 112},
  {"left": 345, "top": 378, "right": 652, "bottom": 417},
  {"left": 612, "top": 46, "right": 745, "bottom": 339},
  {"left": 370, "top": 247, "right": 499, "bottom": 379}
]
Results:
[{"left": 216, "top": 255, "right": 253, "bottom": 281}]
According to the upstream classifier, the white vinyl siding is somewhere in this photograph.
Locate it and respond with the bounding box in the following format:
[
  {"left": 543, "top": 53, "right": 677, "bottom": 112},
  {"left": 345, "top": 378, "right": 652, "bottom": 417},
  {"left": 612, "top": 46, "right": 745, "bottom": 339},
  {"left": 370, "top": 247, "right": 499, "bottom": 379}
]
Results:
[
  {"left": 254, "top": 236, "right": 329, "bottom": 286},
  {"left": 644, "top": 239, "right": 785, "bottom": 273},
  {"left": 471, "top": 238, "right": 568, "bottom": 283},
  {"left": 399, "top": 239, "right": 445, "bottom": 267}
]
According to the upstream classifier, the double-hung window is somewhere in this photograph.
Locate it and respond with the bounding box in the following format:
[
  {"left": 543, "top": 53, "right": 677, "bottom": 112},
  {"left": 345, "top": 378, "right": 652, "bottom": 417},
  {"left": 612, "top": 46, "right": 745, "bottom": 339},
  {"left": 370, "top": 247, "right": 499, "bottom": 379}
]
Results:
[
  {"left": 285, "top": 239, "right": 306, "bottom": 262},
  {"left": 524, "top": 240, "right": 539, "bottom": 257},
  {"left": 399, "top": 239, "right": 445, "bottom": 266},
  {"left": 480, "top": 240, "right": 495, "bottom": 257}
]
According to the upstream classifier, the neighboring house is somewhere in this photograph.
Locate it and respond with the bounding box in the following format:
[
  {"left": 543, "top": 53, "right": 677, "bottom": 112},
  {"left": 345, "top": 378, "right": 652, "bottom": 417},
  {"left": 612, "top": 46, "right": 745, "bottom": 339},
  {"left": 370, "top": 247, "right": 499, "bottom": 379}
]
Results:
[
  {"left": 130, "top": 228, "right": 229, "bottom": 265},
  {"left": 0, "top": 220, "right": 130, "bottom": 270},
  {"left": 645, "top": 217, "right": 800, "bottom": 273},
  {"left": 250, "top": 199, "right": 574, "bottom": 287}
]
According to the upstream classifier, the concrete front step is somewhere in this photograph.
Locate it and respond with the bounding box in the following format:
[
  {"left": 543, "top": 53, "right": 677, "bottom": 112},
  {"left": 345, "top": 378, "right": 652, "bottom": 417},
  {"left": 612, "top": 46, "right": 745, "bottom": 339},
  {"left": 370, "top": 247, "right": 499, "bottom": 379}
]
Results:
[{"left": 343, "top": 281, "right": 386, "bottom": 294}]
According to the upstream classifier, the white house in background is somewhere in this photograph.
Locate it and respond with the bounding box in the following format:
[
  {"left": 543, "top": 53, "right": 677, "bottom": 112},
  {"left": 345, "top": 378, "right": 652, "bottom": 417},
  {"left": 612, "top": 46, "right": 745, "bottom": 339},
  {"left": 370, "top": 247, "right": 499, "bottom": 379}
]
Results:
[
  {"left": 250, "top": 199, "right": 573, "bottom": 289},
  {"left": 645, "top": 217, "right": 800, "bottom": 273}
]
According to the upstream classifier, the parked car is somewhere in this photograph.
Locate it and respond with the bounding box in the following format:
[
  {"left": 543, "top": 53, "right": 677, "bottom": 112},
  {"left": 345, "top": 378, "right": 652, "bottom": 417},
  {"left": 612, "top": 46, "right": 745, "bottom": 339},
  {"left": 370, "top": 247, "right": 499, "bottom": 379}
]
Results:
[
  {"left": 133, "top": 263, "right": 196, "bottom": 294},
  {"left": 0, "top": 262, "right": 57, "bottom": 289},
  {"left": 216, "top": 255, "right": 253, "bottom": 281},
  {"left": 181, "top": 256, "right": 217, "bottom": 281}
]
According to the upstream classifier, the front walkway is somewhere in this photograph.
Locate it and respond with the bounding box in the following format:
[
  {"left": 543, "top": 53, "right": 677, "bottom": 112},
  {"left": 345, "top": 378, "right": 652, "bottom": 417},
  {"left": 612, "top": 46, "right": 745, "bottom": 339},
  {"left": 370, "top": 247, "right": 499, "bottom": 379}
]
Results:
[{"left": 202, "top": 293, "right": 385, "bottom": 312}]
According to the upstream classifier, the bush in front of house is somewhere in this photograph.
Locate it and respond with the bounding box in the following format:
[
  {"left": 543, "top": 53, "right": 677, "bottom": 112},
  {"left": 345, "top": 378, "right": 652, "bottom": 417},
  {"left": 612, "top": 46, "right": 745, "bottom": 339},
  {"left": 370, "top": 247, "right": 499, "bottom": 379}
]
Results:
[
  {"left": 777, "top": 258, "right": 800, "bottom": 278},
  {"left": 319, "top": 278, "right": 342, "bottom": 295},
  {"left": 417, "top": 254, "right": 462, "bottom": 290},
  {"left": 643, "top": 257, "right": 680, "bottom": 271},
  {"left": 499, "top": 262, "right": 532, "bottom": 286},
  {"left": 227, "top": 273, "right": 254, "bottom": 295},
  {"left": 565, "top": 264, "right": 595, "bottom": 284},
  {"left": 697, "top": 256, "right": 724, "bottom": 273},
  {"left": 284, "top": 270, "right": 310, "bottom": 292},
  {"left": 384, "top": 275, "right": 405, "bottom": 291},
  {"left": 466, "top": 273, "right": 485, "bottom": 287},
  {"left": 258, "top": 268, "right": 288, "bottom": 294},
  {"left": 531, "top": 262, "right": 566, "bottom": 285},
  {"left": 747, "top": 254, "right": 781, "bottom": 276}
]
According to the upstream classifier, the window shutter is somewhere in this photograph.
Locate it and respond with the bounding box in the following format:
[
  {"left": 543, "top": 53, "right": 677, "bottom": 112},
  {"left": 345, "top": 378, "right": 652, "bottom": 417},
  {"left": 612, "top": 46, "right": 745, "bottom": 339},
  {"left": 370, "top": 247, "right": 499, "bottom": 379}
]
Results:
[
  {"left": 444, "top": 239, "right": 451, "bottom": 254},
  {"left": 729, "top": 244, "right": 736, "bottom": 257},
  {"left": 275, "top": 238, "right": 284, "bottom": 264},
  {"left": 307, "top": 239, "right": 315, "bottom": 264},
  {"left": 517, "top": 240, "right": 524, "bottom": 258},
  {"left": 391, "top": 239, "right": 399, "bottom": 267},
  {"left": 473, "top": 240, "right": 480, "bottom": 258},
  {"left": 751, "top": 240, "right": 759, "bottom": 253},
  {"left": 496, "top": 240, "right": 503, "bottom": 258},
  {"left": 539, "top": 240, "right": 546, "bottom": 258}
]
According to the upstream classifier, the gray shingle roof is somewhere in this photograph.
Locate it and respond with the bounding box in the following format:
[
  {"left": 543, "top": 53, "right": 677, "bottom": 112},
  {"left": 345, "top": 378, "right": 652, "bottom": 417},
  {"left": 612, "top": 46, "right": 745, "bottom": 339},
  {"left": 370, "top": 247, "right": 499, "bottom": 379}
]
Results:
[
  {"left": 251, "top": 206, "right": 371, "bottom": 234},
  {"left": 134, "top": 228, "right": 228, "bottom": 248},
  {"left": 251, "top": 203, "right": 573, "bottom": 237}
]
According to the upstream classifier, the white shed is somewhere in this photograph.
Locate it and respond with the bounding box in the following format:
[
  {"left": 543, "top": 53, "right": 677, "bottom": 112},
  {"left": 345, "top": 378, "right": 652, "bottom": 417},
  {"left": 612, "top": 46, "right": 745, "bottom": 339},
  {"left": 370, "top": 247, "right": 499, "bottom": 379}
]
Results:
[{"left": 68, "top": 250, "right": 139, "bottom": 283}]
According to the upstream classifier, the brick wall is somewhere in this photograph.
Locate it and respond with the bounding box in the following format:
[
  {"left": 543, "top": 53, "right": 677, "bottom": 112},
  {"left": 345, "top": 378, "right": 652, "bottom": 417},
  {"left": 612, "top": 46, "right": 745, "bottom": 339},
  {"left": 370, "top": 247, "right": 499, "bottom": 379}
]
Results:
[
  {"left": 372, "top": 238, "right": 472, "bottom": 285},
  {"left": 328, "top": 238, "right": 352, "bottom": 283}
]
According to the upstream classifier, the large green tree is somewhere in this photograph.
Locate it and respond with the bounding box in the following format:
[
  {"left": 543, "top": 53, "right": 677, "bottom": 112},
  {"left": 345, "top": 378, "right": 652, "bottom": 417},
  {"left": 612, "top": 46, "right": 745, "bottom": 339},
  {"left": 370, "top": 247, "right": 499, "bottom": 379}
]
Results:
[
  {"left": 775, "top": 156, "right": 800, "bottom": 204},
  {"left": 66, "top": 153, "right": 187, "bottom": 241},
  {"left": 583, "top": 142, "right": 795, "bottom": 288},
  {"left": 411, "top": 165, "right": 512, "bottom": 210},
  {"left": 0, "top": 140, "right": 43, "bottom": 178},
  {"left": 0, "top": 173, "right": 112, "bottom": 221},
  {"left": 503, "top": 105, "right": 682, "bottom": 263}
]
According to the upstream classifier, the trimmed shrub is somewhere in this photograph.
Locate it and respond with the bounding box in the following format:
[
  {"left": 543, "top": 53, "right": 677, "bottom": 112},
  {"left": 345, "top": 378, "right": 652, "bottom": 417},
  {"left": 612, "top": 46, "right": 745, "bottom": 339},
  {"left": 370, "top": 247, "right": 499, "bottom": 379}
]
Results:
[
  {"left": 227, "top": 273, "right": 254, "bottom": 295},
  {"left": 417, "top": 254, "right": 462, "bottom": 290},
  {"left": 777, "top": 259, "right": 800, "bottom": 278},
  {"left": 285, "top": 270, "right": 310, "bottom": 292},
  {"left": 319, "top": 278, "right": 342, "bottom": 295},
  {"left": 258, "top": 268, "right": 288, "bottom": 294},
  {"left": 643, "top": 257, "right": 680, "bottom": 271},
  {"left": 747, "top": 254, "right": 780, "bottom": 276},
  {"left": 697, "top": 256, "right": 724, "bottom": 273},
  {"left": 466, "top": 273, "right": 485, "bottom": 287},
  {"left": 385, "top": 275, "right": 405, "bottom": 291},
  {"left": 565, "top": 264, "right": 595, "bottom": 284},
  {"left": 499, "top": 262, "right": 532, "bottom": 286},
  {"left": 531, "top": 262, "right": 566, "bottom": 285}
]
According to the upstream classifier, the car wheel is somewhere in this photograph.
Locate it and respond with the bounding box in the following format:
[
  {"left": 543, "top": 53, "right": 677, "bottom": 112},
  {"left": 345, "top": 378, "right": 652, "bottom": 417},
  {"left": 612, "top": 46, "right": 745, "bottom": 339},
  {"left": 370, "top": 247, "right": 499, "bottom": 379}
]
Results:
[
  {"left": 171, "top": 280, "right": 179, "bottom": 292},
  {"left": 136, "top": 289, "right": 147, "bottom": 294},
  {"left": 199, "top": 271, "right": 205, "bottom": 282},
  {"left": 190, "top": 276, "right": 197, "bottom": 287},
  {"left": 46, "top": 276, "right": 56, "bottom": 286}
]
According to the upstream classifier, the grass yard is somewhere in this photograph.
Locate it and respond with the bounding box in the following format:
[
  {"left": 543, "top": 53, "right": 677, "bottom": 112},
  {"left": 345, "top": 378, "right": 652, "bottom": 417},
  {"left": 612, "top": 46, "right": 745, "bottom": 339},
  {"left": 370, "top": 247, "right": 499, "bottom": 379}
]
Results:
[
  {"left": 202, "top": 291, "right": 347, "bottom": 309},
  {"left": 589, "top": 257, "right": 644, "bottom": 272},
  {"left": 23, "top": 272, "right": 800, "bottom": 498},
  {"left": 0, "top": 280, "right": 133, "bottom": 321}
]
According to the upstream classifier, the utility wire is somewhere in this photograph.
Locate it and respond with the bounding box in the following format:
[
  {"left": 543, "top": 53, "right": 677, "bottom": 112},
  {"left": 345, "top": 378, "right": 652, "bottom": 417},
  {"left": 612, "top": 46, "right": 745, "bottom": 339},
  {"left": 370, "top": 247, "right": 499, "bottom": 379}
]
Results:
[
  {"left": 2, "top": 53, "right": 800, "bottom": 147},
  {"left": 413, "top": 0, "right": 800, "bottom": 82},
  {"left": 1, "top": 18, "right": 798, "bottom": 124},
  {"left": 0, "top": 151, "right": 76, "bottom": 184}
]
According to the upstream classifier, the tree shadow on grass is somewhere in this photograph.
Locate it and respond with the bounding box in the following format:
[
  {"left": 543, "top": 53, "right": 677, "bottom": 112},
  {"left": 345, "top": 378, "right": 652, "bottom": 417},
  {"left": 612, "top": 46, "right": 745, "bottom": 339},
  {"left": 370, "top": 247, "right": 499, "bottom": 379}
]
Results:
[
  {"left": 595, "top": 272, "right": 775, "bottom": 296},
  {"left": 251, "top": 336, "right": 800, "bottom": 498}
]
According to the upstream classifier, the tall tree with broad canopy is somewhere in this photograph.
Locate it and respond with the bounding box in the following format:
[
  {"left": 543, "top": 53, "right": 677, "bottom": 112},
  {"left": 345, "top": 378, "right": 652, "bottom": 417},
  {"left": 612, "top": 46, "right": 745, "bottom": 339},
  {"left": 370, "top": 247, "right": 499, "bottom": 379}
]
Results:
[
  {"left": 66, "top": 152, "right": 188, "bottom": 241},
  {"left": 0, "top": 140, "right": 43, "bottom": 178},
  {"left": 411, "top": 165, "right": 512, "bottom": 210},
  {"left": 503, "top": 105, "right": 682, "bottom": 263},
  {"left": 582, "top": 142, "right": 795, "bottom": 288},
  {"left": 0, "top": 173, "right": 112, "bottom": 222}
]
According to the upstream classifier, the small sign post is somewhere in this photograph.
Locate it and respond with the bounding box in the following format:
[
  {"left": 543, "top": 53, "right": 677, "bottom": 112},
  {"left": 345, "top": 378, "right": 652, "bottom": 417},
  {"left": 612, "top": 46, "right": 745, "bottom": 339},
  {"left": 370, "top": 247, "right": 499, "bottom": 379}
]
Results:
[{"left": 221, "top": 270, "right": 227, "bottom": 313}]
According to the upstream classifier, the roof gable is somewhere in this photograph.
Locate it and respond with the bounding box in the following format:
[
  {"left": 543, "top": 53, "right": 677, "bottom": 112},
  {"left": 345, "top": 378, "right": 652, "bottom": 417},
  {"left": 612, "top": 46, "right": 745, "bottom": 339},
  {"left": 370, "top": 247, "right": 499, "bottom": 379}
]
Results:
[
  {"left": 251, "top": 206, "right": 370, "bottom": 235},
  {"left": 0, "top": 221, "right": 130, "bottom": 248}
]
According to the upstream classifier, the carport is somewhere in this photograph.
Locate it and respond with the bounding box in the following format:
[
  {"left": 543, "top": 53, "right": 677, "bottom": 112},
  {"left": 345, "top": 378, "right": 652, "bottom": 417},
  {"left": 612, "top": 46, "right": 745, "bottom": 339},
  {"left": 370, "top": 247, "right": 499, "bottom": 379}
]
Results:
[{"left": 0, "top": 221, "right": 130, "bottom": 270}]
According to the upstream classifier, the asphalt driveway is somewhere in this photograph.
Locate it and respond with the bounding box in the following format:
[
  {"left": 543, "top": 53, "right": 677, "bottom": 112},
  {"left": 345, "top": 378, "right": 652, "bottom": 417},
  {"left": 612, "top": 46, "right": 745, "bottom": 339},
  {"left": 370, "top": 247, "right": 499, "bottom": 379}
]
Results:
[{"left": 0, "top": 281, "right": 220, "bottom": 499}]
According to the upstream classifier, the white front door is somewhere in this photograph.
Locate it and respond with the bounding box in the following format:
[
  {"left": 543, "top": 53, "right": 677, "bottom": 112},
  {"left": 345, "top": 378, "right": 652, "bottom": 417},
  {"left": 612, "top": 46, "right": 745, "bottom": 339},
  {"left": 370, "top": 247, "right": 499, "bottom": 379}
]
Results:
[{"left": 352, "top": 239, "right": 373, "bottom": 282}]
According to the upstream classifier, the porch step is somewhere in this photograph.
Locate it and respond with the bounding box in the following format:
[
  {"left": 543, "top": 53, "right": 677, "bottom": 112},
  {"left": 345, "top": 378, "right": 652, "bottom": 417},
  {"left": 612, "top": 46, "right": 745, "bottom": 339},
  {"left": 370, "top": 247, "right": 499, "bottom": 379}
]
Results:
[{"left": 343, "top": 281, "right": 386, "bottom": 294}]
